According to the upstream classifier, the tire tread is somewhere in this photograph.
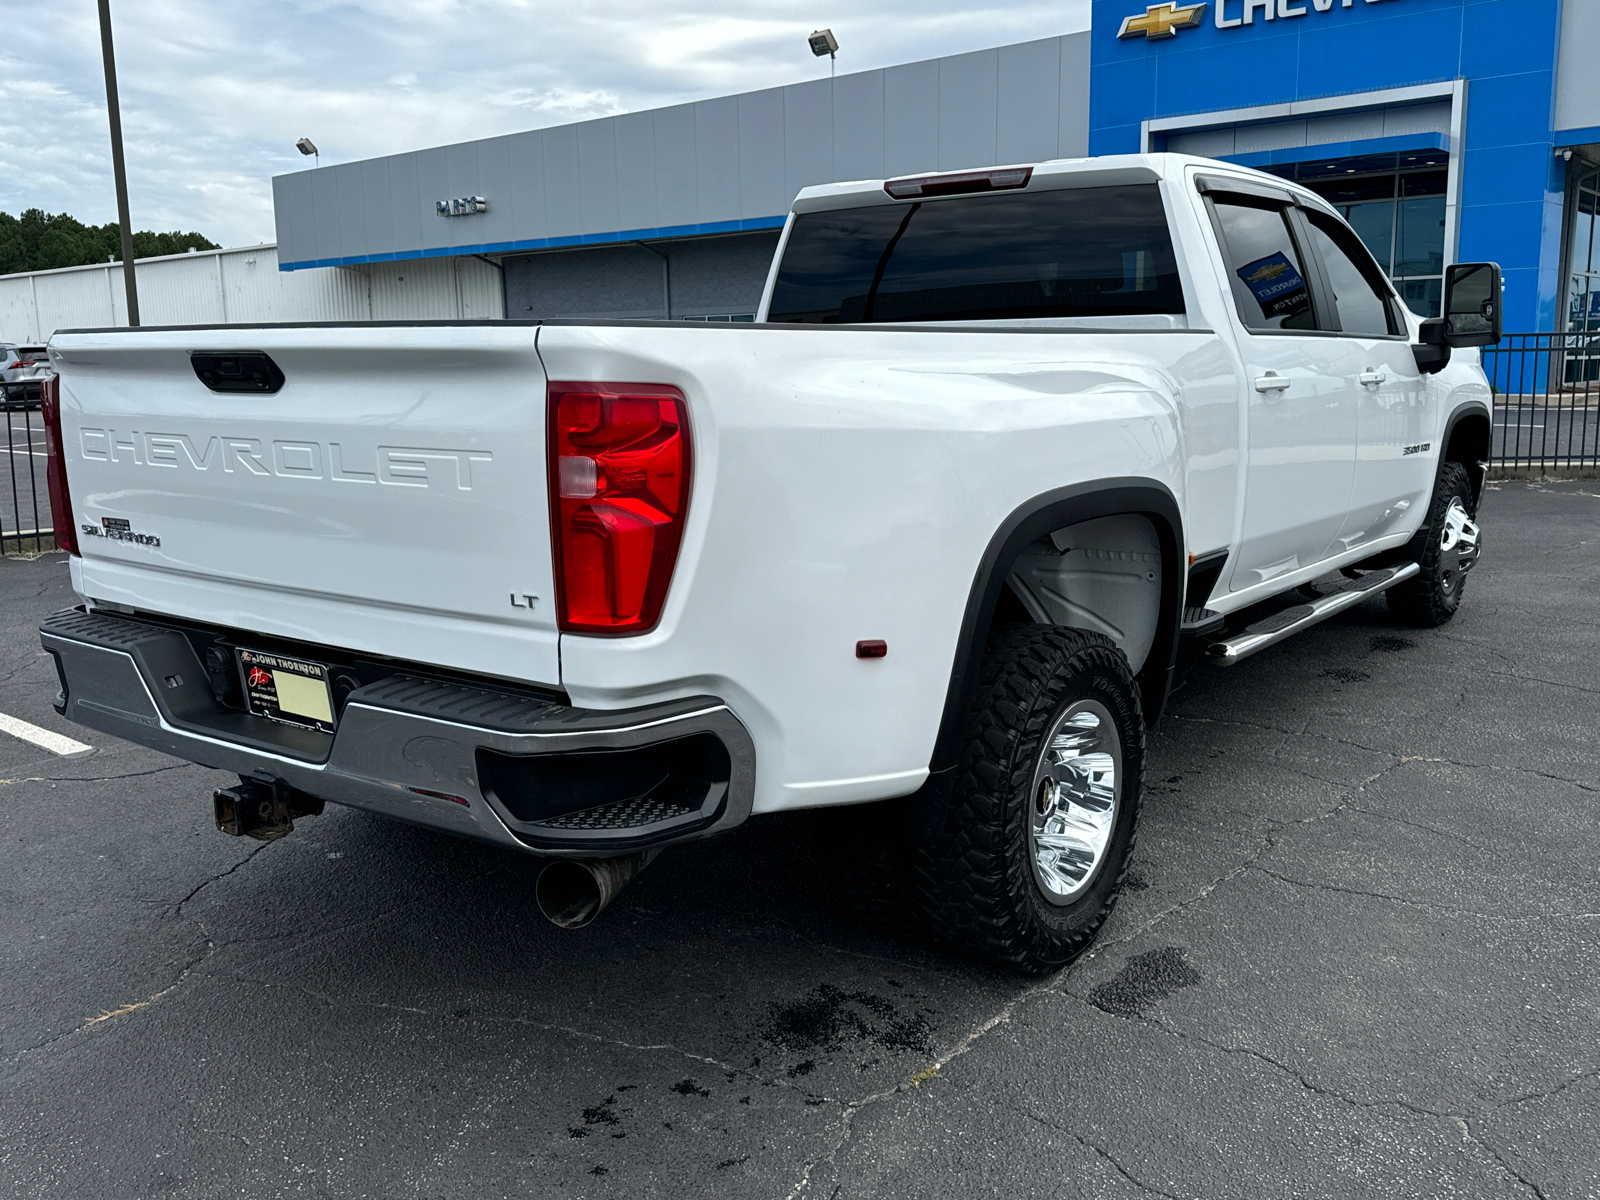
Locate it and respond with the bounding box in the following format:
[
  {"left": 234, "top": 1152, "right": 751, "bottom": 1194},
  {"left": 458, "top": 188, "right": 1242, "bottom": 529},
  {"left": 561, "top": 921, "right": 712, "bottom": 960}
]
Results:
[
  {"left": 1388, "top": 461, "right": 1475, "bottom": 627},
  {"left": 914, "top": 625, "right": 1145, "bottom": 975}
]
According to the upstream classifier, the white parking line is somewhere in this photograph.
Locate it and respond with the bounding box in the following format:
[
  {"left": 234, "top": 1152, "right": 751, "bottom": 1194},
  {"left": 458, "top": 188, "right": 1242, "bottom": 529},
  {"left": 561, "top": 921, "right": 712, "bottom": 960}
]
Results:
[{"left": 0, "top": 712, "right": 91, "bottom": 756}]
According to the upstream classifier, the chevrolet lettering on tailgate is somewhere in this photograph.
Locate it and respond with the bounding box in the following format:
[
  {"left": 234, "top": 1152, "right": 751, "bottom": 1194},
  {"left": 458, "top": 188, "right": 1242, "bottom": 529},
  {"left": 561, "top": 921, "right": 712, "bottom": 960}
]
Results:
[{"left": 77, "top": 429, "right": 492, "bottom": 490}]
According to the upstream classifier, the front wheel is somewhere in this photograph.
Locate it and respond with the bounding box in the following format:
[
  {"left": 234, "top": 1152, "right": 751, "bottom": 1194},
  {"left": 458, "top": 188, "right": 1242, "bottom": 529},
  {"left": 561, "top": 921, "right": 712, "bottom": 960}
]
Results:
[
  {"left": 1388, "top": 461, "right": 1481, "bottom": 627},
  {"left": 914, "top": 626, "right": 1145, "bottom": 975}
]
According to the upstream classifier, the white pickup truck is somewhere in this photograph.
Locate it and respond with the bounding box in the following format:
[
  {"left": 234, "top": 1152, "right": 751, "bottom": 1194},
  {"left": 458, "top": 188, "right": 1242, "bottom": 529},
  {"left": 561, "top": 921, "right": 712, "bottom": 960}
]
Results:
[{"left": 38, "top": 154, "right": 1497, "bottom": 973}]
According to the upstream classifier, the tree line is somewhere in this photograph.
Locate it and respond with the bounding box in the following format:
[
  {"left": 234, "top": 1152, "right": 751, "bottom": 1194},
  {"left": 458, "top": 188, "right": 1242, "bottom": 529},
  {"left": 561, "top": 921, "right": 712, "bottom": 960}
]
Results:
[{"left": 1, "top": 208, "right": 218, "bottom": 275}]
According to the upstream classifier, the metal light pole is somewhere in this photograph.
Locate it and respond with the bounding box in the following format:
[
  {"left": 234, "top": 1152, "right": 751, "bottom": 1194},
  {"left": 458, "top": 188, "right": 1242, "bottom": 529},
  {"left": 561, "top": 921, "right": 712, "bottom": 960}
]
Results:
[{"left": 97, "top": 0, "right": 139, "bottom": 326}]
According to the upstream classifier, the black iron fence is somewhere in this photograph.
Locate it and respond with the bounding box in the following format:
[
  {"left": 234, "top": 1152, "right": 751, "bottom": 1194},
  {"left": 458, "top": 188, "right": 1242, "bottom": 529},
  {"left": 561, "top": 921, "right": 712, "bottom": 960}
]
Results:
[
  {"left": 1482, "top": 333, "right": 1600, "bottom": 473},
  {"left": 0, "top": 340, "right": 1590, "bottom": 559},
  {"left": 0, "top": 382, "right": 55, "bottom": 555}
]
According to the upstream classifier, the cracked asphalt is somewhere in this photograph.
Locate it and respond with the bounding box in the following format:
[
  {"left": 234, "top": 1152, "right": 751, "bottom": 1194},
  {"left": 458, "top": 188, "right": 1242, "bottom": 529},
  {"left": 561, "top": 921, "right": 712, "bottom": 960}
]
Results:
[{"left": 1, "top": 479, "right": 1597, "bottom": 1199}]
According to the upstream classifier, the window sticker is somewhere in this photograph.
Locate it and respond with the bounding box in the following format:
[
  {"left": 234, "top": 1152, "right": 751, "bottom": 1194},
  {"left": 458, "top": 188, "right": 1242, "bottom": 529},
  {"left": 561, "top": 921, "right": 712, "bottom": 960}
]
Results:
[{"left": 1237, "top": 252, "right": 1309, "bottom": 321}]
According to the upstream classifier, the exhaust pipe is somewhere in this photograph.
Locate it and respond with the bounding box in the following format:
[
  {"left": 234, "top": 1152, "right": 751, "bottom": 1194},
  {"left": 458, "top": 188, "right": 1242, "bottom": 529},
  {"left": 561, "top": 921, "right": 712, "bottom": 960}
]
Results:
[{"left": 536, "top": 849, "right": 660, "bottom": 929}]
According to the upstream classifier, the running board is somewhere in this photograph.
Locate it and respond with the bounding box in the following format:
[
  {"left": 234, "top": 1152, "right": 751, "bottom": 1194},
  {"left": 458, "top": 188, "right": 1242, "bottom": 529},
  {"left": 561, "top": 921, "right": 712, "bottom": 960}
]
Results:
[{"left": 1207, "top": 562, "right": 1421, "bottom": 667}]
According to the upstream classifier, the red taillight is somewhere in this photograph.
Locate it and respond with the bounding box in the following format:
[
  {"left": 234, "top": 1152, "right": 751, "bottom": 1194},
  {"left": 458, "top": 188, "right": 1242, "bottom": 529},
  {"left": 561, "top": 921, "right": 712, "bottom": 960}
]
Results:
[
  {"left": 548, "top": 382, "right": 690, "bottom": 634},
  {"left": 40, "top": 375, "right": 78, "bottom": 556}
]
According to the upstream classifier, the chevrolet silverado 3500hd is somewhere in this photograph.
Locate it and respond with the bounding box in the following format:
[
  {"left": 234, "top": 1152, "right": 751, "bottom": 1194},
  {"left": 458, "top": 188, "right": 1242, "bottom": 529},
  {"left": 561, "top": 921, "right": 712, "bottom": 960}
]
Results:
[{"left": 37, "top": 154, "right": 1497, "bottom": 973}]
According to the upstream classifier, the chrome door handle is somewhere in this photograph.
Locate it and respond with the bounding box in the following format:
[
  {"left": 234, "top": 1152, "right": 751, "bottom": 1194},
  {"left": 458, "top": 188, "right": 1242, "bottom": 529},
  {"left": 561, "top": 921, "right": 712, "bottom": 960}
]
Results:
[
  {"left": 1254, "top": 372, "right": 1291, "bottom": 394},
  {"left": 1359, "top": 370, "right": 1387, "bottom": 387}
]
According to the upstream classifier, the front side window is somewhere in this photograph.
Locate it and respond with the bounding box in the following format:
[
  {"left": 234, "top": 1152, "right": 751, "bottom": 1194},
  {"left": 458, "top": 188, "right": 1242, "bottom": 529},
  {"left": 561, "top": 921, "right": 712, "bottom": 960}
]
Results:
[
  {"left": 1211, "top": 199, "right": 1315, "bottom": 332},
  {"left": 1303, "top": 212, "right": 1396, "bottom": 337},
  {"left": 766, "top": 184, "right": 1184, "bottom": 324},
  {"left": 1305, "top": 168, "right": 1447, "bottom": 317}
]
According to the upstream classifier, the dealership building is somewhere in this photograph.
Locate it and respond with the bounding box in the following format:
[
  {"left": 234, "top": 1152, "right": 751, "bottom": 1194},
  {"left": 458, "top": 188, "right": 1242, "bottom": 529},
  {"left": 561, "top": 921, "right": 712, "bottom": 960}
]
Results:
[{"left": 4, "top": 0, "right": 1599, "bottom": 338}]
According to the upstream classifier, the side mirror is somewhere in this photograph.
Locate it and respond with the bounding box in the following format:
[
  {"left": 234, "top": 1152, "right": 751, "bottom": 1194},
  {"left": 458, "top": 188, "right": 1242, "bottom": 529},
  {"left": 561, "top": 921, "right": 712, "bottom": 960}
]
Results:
[{"left": 1442, "top": 262, "right": 1502, "bottom": 347}]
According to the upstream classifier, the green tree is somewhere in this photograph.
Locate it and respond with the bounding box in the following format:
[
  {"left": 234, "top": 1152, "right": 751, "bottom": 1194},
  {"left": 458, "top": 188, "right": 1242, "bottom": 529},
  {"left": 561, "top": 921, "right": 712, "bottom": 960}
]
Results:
[{"left": 0, "top": 209, "right": 218, "bottom": 276}]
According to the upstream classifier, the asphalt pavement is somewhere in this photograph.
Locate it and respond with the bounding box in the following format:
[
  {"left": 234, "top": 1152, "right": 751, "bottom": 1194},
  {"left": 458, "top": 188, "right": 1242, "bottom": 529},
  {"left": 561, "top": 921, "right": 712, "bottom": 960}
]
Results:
[{"left": 1, "top": 481, "right": 1597, "bottom": 1200}]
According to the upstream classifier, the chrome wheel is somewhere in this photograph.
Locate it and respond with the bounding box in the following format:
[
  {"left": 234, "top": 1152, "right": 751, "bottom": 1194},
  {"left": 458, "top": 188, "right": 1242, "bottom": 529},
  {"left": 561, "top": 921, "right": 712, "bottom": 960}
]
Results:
[
  {"left": 1439, "top": 496, "right": 1481, "bottom": 595},
  {"left": 1029, "top": 699, "right": 1122, "bottom": 905}
]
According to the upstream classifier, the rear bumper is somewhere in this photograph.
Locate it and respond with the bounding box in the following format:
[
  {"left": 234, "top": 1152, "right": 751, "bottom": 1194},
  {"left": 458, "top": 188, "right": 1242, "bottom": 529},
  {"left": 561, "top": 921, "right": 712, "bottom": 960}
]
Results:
[{"left": 40, "top": 608, "right": 756, "bottom": 857}]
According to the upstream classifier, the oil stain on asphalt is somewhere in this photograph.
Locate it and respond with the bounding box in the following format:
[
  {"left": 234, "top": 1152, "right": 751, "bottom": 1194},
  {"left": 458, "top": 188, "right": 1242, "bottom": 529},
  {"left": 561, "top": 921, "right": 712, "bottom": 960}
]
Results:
[
  {"left": 761, "top": 983, "right": 934, "bottom": 1063},
  {"left": 1088, "top": 946, "right": 1202, "bottom": 1019},
  {"left": 1369, "top": 635, "right": 1417, "bottom": 652}
]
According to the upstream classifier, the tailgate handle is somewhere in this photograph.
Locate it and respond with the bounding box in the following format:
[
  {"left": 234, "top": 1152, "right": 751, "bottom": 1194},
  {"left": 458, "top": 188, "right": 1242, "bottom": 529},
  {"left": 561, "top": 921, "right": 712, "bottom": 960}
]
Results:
[{"left": 191, "top": 351, "right": 285, "bottom": 394}]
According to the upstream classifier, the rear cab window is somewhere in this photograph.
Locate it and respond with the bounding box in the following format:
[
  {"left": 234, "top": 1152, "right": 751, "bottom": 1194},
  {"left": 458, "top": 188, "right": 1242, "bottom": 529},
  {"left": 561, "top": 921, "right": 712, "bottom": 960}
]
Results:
[{"left": 766, "top": 183, "right": 1185, "bottom": 325}]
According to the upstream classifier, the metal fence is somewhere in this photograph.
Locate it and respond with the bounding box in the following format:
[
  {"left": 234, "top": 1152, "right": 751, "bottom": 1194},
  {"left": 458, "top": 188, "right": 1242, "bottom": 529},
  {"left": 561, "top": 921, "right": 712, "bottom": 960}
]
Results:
[
  {"left": 1482, "top": 333, "right": 1600, "bottom": 473},
  {"left": 0, "top": 382, "right": 54, "bottom": 555}
]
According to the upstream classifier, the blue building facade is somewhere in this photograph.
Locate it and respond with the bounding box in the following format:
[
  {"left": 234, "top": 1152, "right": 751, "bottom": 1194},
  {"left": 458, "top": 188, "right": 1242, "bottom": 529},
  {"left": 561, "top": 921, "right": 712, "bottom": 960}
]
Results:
[{"left": 1090, "top": 0, "right": 1600, "bottom": 332}]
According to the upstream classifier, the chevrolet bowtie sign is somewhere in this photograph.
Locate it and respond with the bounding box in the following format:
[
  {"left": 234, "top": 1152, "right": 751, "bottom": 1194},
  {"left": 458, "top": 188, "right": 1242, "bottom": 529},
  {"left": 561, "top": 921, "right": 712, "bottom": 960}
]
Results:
[
  {"left": 1118, "top": 2, "right": 1207, "bottom": 38},
  {"left": 1120, "top": 0, "right": 1397, "bottom": 39}
]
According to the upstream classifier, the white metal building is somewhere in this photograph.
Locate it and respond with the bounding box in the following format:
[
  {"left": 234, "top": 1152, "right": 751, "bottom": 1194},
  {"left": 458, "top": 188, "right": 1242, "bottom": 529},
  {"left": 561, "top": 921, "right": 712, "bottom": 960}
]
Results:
[{"left": 0, "top": 243, "right": 503, "bottom": 342}]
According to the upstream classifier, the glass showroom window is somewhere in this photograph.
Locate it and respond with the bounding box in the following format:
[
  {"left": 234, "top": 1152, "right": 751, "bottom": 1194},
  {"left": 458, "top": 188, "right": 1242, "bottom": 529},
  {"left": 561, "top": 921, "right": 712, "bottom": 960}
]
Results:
[
  {"left": 1566, "top": 170, "right": 1600, "bottom": 335},
  {"left": 1305, "top": 169, "right": 1447, "bottom": 317}
]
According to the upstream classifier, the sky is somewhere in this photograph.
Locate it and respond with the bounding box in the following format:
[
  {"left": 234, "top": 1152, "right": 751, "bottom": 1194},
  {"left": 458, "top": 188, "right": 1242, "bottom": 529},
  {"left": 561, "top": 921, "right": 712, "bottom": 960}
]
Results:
[{"left": 0, "top": 1, "right": 1090, "bottom": 249}]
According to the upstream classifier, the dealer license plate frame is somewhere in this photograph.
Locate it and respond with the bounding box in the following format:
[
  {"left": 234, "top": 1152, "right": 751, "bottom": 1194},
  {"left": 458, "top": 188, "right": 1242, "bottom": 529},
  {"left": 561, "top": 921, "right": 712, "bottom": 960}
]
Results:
[{"left": 237, "top": 648, "right": 338, "bottom": 734}]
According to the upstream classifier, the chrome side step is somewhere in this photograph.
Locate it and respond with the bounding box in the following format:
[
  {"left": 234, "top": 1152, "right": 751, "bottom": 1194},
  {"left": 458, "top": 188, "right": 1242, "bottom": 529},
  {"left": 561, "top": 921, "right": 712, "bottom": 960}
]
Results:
[{"left": 1207, "top": 562, "right": 1421, "bottom": 667}]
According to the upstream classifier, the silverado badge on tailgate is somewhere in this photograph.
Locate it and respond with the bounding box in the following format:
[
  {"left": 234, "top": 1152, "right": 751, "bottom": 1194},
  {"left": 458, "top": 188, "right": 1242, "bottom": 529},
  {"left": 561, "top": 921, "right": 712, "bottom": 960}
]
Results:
[{"left": 239, "top": 650, "right": 336, "bottom": 733}]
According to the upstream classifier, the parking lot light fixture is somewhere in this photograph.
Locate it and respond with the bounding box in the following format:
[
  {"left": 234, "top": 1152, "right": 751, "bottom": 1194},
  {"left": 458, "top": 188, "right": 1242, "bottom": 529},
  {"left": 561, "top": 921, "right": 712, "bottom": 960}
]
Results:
[
  {"left": 296, "top": 137, "right": 319, "bottom": 167},
  {"left": 809, "top": 28, "right": 838, "bottom": 77}
]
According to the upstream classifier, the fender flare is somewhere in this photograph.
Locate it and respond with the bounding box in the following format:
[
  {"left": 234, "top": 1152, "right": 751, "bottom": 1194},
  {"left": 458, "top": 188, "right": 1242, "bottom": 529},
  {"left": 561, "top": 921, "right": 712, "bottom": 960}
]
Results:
[
  {"left": 1440, "top": 399, "right": 1492, "bottom": 506},
  {"left": 905, "top": 478, "right": 1184, "bottom": 842}
]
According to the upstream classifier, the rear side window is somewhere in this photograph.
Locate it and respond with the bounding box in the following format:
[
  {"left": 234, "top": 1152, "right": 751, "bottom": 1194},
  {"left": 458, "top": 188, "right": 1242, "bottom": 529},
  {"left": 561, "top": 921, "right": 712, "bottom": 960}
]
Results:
[
  {"left": 1211, "top": 199, "right": 1315, "bottom": 332},
  {"left": 766, "top": 184, "right": 1184, "bottom": 324}
]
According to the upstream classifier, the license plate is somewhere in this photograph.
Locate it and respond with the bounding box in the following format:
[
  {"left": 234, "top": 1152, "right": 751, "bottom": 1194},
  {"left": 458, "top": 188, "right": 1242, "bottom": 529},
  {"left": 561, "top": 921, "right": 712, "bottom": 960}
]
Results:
[{"left": 238, "top": 648, "right": 336, "bottom": 733}]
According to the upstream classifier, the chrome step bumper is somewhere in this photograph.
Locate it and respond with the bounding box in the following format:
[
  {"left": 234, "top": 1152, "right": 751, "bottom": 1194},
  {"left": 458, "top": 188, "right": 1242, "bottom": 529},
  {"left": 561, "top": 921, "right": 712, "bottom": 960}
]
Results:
[
  {"left": 1207, "top": 563, "right": 1421, "bottom": 668},
  {"left": 39, "top": 608, "right": 755, "bottom": 857}
]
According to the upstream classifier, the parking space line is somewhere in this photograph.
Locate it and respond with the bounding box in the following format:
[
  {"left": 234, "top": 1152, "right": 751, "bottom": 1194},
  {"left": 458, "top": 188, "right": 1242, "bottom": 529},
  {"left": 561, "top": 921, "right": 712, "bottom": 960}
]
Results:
[{"left": 0, "top": 712, "right": 92, "bottom": 756}]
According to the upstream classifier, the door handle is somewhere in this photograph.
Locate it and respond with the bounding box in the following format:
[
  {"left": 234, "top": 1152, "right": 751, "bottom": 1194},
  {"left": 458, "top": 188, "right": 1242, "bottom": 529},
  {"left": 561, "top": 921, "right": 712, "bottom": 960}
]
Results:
[
  {"left": 1359, "top": 370, "right": 1387, "bottom": 387},
  {"left": 1254, "top": 372, "right": 1292, "bottom": 394}
]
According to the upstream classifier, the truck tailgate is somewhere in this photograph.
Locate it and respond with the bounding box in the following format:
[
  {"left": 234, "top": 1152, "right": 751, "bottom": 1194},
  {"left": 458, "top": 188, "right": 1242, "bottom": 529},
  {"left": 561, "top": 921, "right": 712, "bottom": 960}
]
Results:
[{"left": 49, "top": 325, "right": 559, "bottom": 687}]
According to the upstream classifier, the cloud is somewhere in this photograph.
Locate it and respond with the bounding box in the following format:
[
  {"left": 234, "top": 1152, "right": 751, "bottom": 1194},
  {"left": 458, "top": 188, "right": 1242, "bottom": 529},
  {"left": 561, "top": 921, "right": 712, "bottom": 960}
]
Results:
[{"left": 0, "top": 0, "right": 1088, "bottom": 248}]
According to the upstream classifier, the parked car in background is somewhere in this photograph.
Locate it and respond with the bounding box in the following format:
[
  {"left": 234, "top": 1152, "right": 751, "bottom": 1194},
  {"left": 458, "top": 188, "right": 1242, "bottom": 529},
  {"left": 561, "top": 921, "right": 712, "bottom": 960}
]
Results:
[{"left": 1, "top": 346, "right": 50, "bottom": 401}]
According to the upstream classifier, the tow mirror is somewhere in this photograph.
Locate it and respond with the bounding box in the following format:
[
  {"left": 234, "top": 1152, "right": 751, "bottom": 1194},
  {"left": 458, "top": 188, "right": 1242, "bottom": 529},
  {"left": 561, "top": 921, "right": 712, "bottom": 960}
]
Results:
[
  {"left": 1413, "top": 261, "right": 1502, "bottom": 374},
  {"left": 1442, "top": 262, "right": 1502, "bottom": 347}
]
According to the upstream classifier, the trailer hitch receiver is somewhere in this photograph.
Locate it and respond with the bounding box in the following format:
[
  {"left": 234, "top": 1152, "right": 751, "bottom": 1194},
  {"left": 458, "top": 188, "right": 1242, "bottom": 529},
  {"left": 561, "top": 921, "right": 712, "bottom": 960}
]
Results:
[{"left": 213, "top": 777, "right": 324, "bottom": 842}]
